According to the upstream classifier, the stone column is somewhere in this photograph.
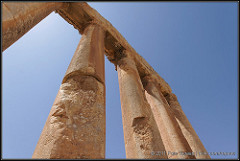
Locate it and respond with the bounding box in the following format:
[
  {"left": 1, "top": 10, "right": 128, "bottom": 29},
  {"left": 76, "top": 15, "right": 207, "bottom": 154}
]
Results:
[
  {"left": 2, "top": 2, "right": 63, "bottom": 52},
  {"left": 32, "top": 24, "right": 106, "bottom": 159},
  {"left": 165, "top": 93, "right": 210, "bottom": 159},
  {"left": 117, "top": 54, "right": 167, "bottom": 159},
  {"left": 142, "top": 76, "right": 195, "bottom": 159}
]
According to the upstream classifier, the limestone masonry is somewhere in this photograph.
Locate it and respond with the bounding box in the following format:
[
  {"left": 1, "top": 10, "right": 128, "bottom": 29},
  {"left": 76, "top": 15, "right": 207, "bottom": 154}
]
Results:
[{"left": 2, "top": 2, "right": 210, "bottom": 159}]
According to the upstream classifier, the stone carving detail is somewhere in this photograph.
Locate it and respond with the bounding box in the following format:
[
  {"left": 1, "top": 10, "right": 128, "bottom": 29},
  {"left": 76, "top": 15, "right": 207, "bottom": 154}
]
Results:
[
  {"left": 32, "top": 23, "right": 106, "bottom": 159},
  {"left": 117, "top": 56, "right": 167, "bottom": 159},
  {"left": 2, "top": 2, "right": 210, "bottom": 159}
]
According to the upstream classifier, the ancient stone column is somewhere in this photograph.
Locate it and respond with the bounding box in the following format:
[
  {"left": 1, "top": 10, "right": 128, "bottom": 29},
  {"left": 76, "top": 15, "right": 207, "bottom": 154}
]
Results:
[
  {"left": 32, "top": 24, "right": 106, "bottom": 159},
  {"left": 165, "top": 93, "right": 210, "bottom": 159},
  {"left": 2, "top": 2, "right": 63, "bottom": 52},
  {"left": 142, "top": 76, "right": 195, "bottom": 159},
  {"left": 117, "top": 54, "right": 167, "bottom": 159}
]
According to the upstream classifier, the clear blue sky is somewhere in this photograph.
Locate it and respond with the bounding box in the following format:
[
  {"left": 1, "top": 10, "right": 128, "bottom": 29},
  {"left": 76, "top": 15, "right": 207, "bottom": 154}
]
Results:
[{"left": 2, "top": 2, "right": 238, "bottom": 159}]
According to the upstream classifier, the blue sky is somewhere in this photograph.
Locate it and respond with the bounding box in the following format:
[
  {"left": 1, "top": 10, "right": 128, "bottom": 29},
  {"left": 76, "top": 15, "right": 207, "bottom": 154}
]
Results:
[{"left": 2, "top": 2, "right": 238, "bottom": 159}]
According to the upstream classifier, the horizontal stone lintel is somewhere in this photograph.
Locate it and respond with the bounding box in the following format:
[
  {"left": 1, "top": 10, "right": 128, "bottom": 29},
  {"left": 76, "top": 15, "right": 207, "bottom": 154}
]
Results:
[{"left": 56, "top": 2, "right": 172, "bottom": 95}]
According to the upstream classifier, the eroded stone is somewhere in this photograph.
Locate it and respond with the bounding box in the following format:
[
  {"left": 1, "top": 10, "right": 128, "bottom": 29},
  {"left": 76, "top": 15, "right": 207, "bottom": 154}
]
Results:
[
  {"left": 117, "top": 56, "right": 167, "bottom": 159},
  {"left": 2, "top": 2, "right": 63, "bottom": 51},
  {"left": 142, "top": 76, "right": 195, "bottom": 159},
  {"left": 164, "top": 93, "right": 210, "bottom": 159},
  {"left": 33, "top": 23, "right": 105, "bottom": 159}
]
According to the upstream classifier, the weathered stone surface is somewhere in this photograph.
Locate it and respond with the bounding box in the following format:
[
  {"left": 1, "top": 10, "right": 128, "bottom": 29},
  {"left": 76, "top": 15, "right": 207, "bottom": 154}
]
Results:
[
  {"left": 165, "top": 93, "right": 210, "bottom": 159},
  {"left": 63, "top": 24, "right": 105, "bottom": 84},
  {"left": 142, "top": 76, "right": 195, "bottom": 159},
  {"left": 3, "top": 2, "right": 209, "bottom": 159},
  {"left": 117, "top": 55, "right": 167, "bottom": 159},
  {"left": 56, "top": 2, "right": 172, "bottom": 96},
  {"left": 32, "top": 24, "right": 105, "bottom": 159},
  {"left": 2, "top": 2, "right": 63, "bottom": 52},
  {"left": 32, "top": 76, "right": 105, "bottom": 159}
]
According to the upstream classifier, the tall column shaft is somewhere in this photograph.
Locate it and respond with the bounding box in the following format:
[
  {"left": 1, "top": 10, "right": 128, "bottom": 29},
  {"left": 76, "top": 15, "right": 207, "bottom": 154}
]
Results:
[
  {"left": 165, "top": 93, "right": 210, "bottom": 159},
  {"left": 142, "top": 76, "right": 195, "bottom": 159},
  {"left": 2, "top": 2, "right": 63, "bottom": 52},
  {"left": 117, "top": 56, "right": 167, "bottom": 159},
  {"left": 32, "top": 24, "right": 106, "bottom": 159}
]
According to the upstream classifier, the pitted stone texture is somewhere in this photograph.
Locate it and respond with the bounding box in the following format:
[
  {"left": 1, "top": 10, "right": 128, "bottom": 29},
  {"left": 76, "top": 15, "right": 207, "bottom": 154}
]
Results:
[
  {"left": 63, "top": 24, "right": 105, "bottom": 84},
  {"left": 117, "top": 56, "right": 167, "bottom": 159},
  {"left": 57, "top": 2, "right": 172, "bottom": 95},
  {"left": 165, "top": 93, "right": 210, "bottom": 159},
  {"left": 33, "top": 23, "right": 105, "bottom": 159},
  {"left": 2, "top": 2, "right": 62, "bottom": 51},
  {"left": 143, "top": 76, "right": 195, "bottom": 159},
  {"left": 32, "top": 75, "right": 105, "bottom": 159}
]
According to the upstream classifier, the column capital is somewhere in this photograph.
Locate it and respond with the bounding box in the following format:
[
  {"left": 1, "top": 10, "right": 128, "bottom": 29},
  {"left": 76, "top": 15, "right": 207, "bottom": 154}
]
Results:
[
  {"left": 115, "top": 53, "right": 142, "bottom": 79},
  {"left": 142, "top": 75, "right": 163, "bottom": 93},
  {"left": 142, "top": 75, "right": 155, "bottom": 85},
  {"left": 83, "top": 19, "right": 105, "bottom": 34},
  {"left": 115, "top": 49, "right": 137, "bottom": 67}
]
